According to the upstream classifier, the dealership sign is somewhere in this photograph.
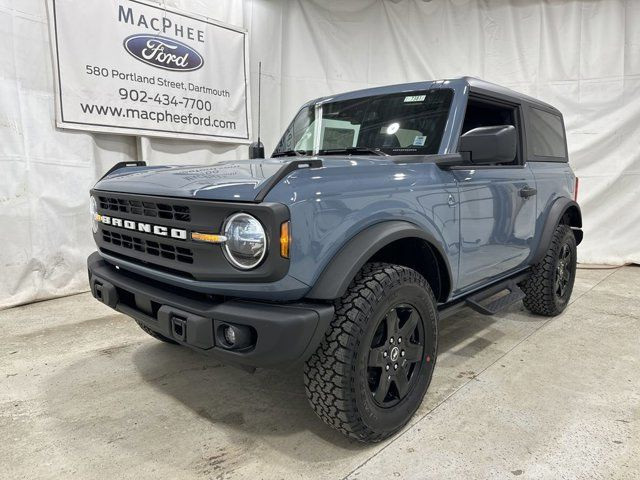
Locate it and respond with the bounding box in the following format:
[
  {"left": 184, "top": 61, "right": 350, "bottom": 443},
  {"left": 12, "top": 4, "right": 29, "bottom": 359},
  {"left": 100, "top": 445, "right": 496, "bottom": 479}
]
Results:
[{"left": 47, "top": 0, "right": 251, "bottom": 143}]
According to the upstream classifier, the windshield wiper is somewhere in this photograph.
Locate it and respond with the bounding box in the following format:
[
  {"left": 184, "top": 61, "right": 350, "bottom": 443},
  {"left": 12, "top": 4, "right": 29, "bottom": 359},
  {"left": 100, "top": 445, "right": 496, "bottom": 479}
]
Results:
[
  {"left": 271, "top": 149, "right": 309, "bottom": 158},
  {"left": 319, "top": 147, "right": 388, "bottom": 157}
]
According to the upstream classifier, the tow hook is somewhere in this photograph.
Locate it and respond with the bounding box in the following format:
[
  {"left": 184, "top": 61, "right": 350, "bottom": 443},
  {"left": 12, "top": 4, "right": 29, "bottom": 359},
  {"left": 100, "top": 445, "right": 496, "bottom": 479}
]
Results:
[{"left": 171, "top": 315, "right": 187, "bottom": 342}]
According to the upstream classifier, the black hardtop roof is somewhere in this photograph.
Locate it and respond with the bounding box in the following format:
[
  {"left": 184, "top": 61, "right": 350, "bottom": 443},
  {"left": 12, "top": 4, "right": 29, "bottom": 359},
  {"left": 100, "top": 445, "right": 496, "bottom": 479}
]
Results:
[
  {"left": 463, "top": 77, "right": 560, "bottom": 113},
  {"left": 306, "top": 76, "right": 560, "bottom": 115}
]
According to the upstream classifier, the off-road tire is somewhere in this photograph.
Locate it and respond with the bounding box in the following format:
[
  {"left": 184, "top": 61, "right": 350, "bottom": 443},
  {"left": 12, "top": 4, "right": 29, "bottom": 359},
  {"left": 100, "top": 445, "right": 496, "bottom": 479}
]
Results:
[
  {"left": 521, "top": 224, "right": 577, "bottom": 316},
  {"left": 134, "top": 318, "right": 178, "bottom": 344},
  {"left": 304, "top": 262, "right": 438, "bottom": 443}
]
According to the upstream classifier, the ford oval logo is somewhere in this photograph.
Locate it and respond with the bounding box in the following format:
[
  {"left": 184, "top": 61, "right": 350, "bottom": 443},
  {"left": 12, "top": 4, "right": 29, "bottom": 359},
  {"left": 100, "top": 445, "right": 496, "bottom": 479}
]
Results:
[{"left": 123, "top": 34, "right": 204, "bottom": 72}]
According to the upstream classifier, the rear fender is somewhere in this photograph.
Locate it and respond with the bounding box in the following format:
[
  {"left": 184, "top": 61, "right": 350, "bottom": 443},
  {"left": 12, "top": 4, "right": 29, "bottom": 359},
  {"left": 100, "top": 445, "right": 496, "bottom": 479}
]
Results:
[{"left": 531, "top": 197, "right": 582, "bottom": 265}]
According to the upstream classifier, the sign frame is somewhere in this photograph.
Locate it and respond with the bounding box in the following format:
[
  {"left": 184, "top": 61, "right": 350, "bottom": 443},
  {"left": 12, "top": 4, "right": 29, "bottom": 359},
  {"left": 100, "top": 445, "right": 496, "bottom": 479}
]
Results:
[{"left": 47, "top": 0, "right": 252, "bottom": 144}]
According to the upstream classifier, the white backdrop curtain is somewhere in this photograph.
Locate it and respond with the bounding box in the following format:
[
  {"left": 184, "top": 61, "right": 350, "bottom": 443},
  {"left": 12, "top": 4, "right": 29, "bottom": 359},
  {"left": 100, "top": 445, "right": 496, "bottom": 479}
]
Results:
[{"left": 1, "top": 0, "right": 638, "bottom": 309}]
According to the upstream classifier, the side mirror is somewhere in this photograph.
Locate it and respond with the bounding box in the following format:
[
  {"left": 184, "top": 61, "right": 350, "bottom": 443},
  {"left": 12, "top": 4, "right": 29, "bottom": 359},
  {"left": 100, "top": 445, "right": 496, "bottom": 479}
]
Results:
[{"left": 458, "top": 125, "right": 516, "bottom": 165}]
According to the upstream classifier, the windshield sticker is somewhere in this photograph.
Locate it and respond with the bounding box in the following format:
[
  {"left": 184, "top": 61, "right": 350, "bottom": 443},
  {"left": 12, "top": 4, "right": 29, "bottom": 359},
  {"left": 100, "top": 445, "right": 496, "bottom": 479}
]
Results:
[
  {"left": 404, "top": 95, "right": 426, "bottom": 102},
  {"left": 413, "top": 135, "right": 427, "bottom": 146}
]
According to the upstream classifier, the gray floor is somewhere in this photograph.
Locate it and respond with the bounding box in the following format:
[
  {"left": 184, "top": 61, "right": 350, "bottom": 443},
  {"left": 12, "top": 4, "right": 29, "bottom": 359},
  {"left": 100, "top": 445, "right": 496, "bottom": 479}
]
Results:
[{"left": 1, "top": 266, "right": 638, "bottom": 479}]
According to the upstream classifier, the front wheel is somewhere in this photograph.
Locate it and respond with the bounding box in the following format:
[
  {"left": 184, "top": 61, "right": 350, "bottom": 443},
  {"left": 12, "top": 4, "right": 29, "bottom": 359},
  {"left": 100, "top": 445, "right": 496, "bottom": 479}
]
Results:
[
  {"left": 304, "top": 263, "right": 438, "bottom": 442},
  {"left": 521, "top": 224, "right": 577, "bottom": 316}
]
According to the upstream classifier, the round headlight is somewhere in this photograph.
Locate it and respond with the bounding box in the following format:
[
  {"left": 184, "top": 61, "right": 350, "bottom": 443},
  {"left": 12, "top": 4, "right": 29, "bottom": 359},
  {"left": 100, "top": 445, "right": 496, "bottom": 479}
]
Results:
[
  {"left": 223, "top": 213, "right": 267, "bottom": 270},
  {"left": 90, "top": 196, "right": 98, "bottom": 233}
]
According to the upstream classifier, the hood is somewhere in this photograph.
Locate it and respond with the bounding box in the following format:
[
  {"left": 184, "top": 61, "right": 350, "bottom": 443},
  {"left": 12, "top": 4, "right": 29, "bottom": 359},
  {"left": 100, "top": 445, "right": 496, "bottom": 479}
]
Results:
[
  {"left": 94, "top": 158, "right": 299, "bottom": 202},
  {"left": 92, "top": 155, "right": 427, "bottom": 202}
]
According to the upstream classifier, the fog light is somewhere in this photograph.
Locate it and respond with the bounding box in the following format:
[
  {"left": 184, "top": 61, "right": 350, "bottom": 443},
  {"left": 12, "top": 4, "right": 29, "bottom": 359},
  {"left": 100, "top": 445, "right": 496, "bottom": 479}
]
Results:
[
  {"left": 223, "top": 325, "right": 236, "bottom": 345},
  {"left": 218, "top": 323, "right": 254, "bottom": 350}
]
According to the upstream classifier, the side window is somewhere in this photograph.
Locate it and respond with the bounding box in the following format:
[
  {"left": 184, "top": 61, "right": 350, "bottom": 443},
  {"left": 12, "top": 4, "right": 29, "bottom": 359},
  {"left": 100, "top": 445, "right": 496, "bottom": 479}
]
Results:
[
  {"left": 461, "top": 98, "right": 520, "bottom": 165},
  {"left": 528, "top": 108, "right": 566, "bottom": 158},
  {"left": 274, "top": 108, "right": 314, "bottom": 152}
]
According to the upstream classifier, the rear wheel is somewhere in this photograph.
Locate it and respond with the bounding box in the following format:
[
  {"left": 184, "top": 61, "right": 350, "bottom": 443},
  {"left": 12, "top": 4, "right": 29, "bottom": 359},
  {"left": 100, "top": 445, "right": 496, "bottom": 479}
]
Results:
[
  {"left": 304, "top": 263, "right": 438, "bottom": 442},
  {"left": 521, "top": 224, "right": 577, "bottom": 316}
]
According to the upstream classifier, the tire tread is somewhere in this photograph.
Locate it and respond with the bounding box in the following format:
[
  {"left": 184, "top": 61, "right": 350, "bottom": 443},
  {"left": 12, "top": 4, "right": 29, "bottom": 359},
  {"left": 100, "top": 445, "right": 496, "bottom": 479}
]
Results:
[
  {"left": 304, "top": 262, "right": 435, "bottom": 442},
  {"left": 521, "top": 224, "right": 576, "bottom": 316}
]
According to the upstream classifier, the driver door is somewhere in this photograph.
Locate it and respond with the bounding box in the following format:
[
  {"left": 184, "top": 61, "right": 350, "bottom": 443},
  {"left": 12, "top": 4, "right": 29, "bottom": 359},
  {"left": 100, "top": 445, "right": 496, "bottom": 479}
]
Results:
[{"left": 453, "top": 97, "right": 537, "bottom": 295}]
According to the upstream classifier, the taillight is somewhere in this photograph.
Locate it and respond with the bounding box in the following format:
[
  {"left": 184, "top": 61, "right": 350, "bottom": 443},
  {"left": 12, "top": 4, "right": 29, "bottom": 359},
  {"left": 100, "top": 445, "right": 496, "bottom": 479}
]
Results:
[{"left": 574, "top": 177, "right": 579, "bottom": 202}]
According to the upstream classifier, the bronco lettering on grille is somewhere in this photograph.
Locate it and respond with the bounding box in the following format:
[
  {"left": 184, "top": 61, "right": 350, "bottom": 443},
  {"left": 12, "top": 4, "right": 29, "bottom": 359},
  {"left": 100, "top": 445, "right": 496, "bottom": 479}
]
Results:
[{"left": 98, "top": 215, "right": 187, "bottom": 240}]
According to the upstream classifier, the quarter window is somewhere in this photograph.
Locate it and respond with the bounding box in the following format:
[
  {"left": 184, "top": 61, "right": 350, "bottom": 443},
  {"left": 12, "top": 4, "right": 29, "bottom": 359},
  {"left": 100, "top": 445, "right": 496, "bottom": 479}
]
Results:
[{"left": 529, "top": 108, "right": 566, "bottom": 158}]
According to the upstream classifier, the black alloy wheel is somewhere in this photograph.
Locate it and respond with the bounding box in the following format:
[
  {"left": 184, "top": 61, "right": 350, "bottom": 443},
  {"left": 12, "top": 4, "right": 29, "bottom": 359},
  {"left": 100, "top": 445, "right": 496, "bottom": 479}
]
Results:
[
  {"left": 367, "top": 304, "right": 426, "bottom": 408},
  {"left": 555, "top": 243, "right": 573, "bottom": 300}
]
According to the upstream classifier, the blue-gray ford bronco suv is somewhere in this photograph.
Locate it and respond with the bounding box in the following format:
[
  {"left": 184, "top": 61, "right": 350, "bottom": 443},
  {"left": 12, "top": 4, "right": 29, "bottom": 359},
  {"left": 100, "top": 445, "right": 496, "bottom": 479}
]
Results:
[{"left": 88, "top": 77, "right": 582, "bottom": 442}]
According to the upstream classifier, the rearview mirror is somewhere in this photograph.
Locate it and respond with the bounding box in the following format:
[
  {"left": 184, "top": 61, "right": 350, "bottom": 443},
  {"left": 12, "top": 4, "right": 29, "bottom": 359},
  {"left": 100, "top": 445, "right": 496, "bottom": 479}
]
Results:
[{"left": 458, "top": 125, "right": 516, "bottom": 165}]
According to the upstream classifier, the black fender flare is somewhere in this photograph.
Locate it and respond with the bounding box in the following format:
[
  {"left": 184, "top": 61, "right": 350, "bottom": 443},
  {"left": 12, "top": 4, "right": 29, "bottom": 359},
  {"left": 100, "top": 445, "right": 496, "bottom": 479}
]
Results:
[
  {"left": 305, "top": 221, "right": 452, "bottom": 301},
  {"left": 530, "top": 197, "right": 582, "bottom": 265}
]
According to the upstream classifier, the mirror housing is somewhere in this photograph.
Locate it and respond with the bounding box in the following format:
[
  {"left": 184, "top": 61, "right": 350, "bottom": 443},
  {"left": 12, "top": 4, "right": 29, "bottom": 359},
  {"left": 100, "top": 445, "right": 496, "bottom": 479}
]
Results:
[{"left": 458, "top": 125, "right": 516, "bottom": 165}]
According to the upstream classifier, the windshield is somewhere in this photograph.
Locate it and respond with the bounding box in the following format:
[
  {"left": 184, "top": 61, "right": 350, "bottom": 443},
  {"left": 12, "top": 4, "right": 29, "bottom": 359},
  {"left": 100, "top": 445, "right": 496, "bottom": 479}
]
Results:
[{"left": 273, "top": 89, "right": 453, "bottom": 157}]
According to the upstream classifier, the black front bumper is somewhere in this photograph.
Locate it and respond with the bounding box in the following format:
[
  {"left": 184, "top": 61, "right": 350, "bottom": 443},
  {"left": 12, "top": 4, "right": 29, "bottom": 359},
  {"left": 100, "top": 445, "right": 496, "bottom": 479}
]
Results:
[{"left": 87, "top": 252, "right": 334, "bottom": 368}]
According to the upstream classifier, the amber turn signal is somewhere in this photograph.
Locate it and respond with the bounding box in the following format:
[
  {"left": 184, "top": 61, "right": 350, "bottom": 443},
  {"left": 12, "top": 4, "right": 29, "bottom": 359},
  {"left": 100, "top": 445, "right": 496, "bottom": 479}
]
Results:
[
  {"left": 280, "top": 221, "right": 291, "bottom": 258},
  {"left": 191, "top": 232, "right": 227, "bottom": 244}
]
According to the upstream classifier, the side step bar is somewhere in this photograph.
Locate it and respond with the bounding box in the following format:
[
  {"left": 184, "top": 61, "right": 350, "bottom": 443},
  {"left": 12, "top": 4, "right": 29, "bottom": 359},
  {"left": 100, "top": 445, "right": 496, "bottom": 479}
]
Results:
[
  {"left": 438, "top": 272, "right": 529, "bottom": 319},
  {"left": 465, "top": 281, "right": 525, "bottom": 315}
]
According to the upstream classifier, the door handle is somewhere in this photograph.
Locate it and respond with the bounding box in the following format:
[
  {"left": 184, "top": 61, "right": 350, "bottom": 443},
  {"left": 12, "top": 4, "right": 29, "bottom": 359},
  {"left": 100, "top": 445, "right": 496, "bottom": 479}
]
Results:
[{"left": 519, "top": 186, "right": 537, "bottom": 198}]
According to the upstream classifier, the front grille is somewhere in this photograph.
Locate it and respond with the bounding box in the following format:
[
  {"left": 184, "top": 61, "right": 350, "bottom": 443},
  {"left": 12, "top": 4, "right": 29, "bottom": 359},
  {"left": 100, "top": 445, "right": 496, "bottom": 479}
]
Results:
[
  {"left": 98, "top": 195, "right": 191, "bottom": 222},
  {"left": 102, "top": 229, "right": 194, "bottom": 264},
  {"left": 92, "top": 189, "right": 290, "bottom": 283}
]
